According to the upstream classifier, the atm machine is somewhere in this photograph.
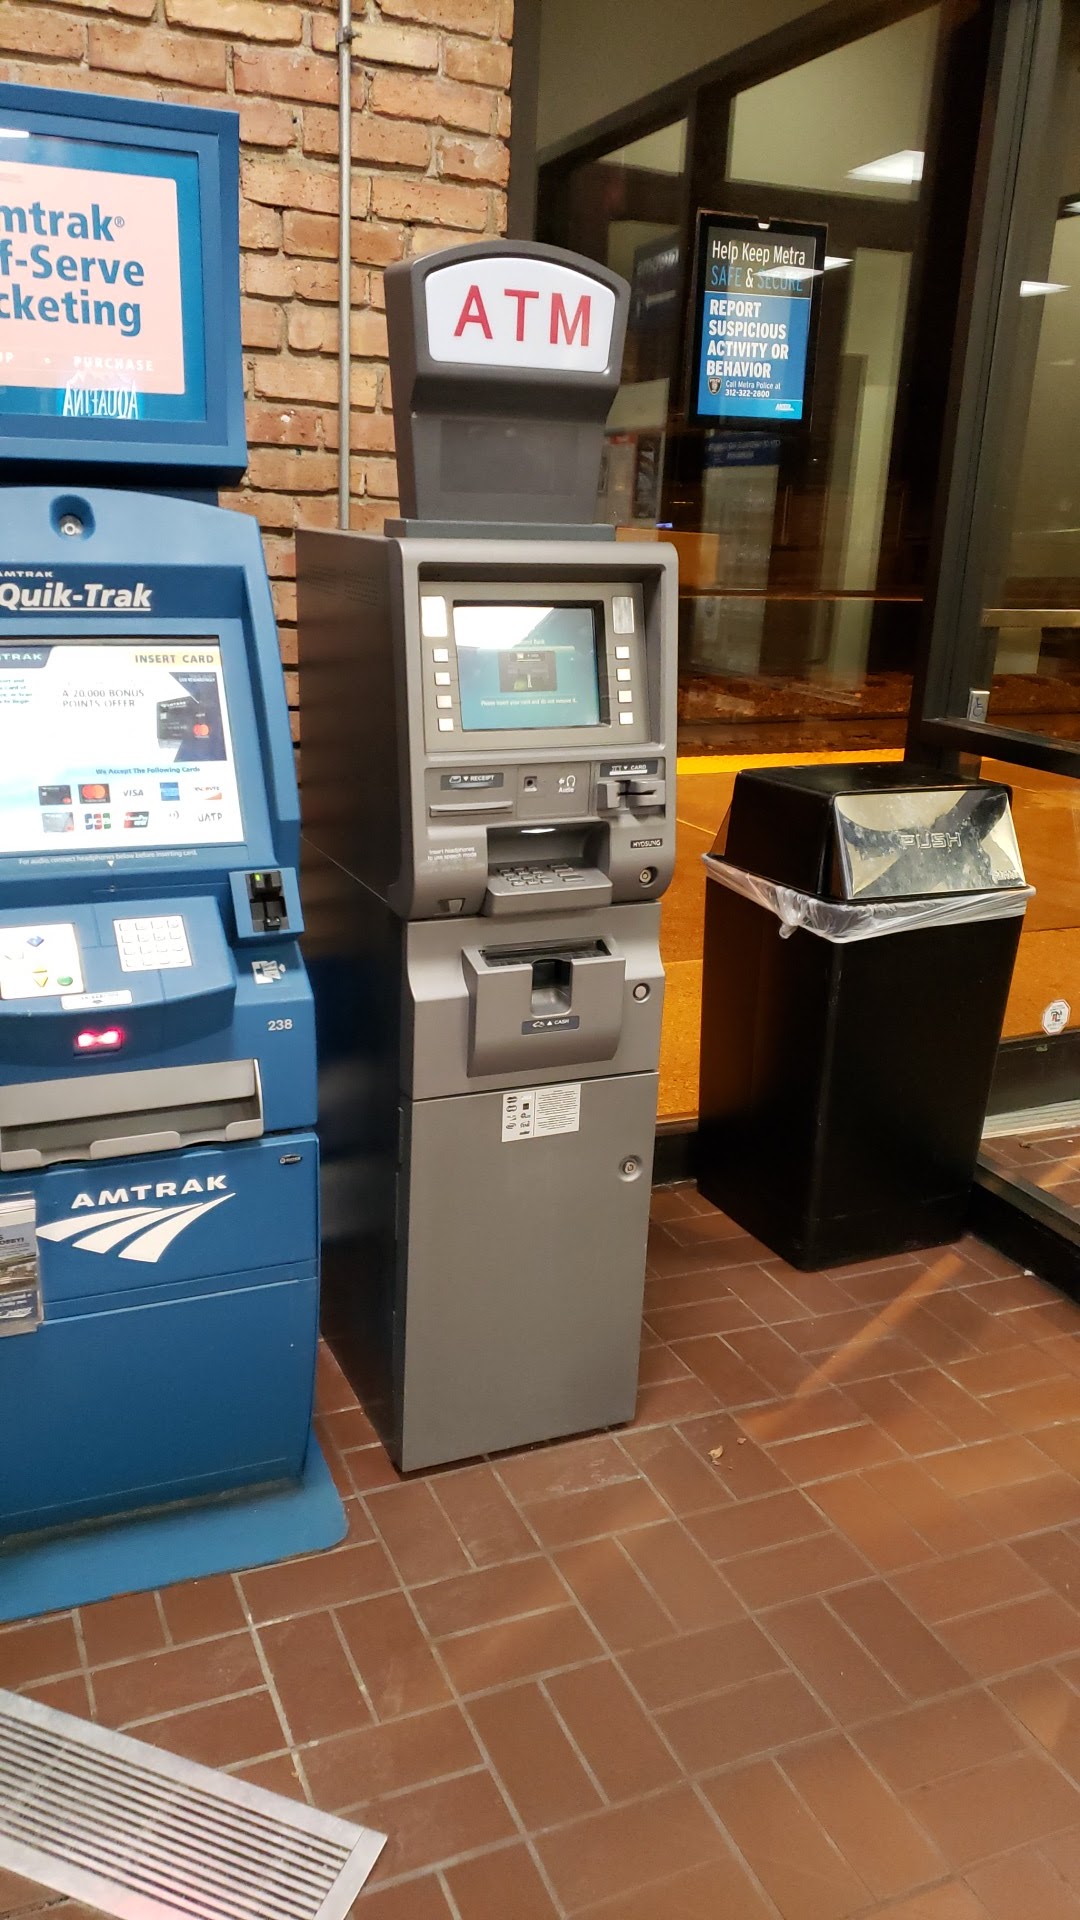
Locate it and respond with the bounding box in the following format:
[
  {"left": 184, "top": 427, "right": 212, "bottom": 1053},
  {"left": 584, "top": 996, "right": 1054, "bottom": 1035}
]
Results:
[
  {"left": 298, "top": 241, "right": 677, "bottom": 1471},
  {"left": 0, "top": 85, "right": 341, "bottom": 1618}
]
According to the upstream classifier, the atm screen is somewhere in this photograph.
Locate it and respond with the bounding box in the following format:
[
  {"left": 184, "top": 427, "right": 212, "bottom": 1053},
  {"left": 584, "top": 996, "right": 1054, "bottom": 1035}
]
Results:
[
  {"left": 453, "top": 604, "right": 603, "bottom": 730},
  {"left": 0, "top": 639, "right": 244, "bottom": 854}
]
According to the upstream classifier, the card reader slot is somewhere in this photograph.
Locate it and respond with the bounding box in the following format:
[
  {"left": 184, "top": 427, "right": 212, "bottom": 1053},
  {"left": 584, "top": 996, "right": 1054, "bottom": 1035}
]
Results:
[{"left": 0, "top": 1060, "right": 263, "bottom": 1171}]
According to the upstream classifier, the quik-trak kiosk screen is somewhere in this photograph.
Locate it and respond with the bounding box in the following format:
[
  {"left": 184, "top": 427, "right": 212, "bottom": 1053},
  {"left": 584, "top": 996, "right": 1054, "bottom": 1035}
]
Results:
[{"left": 0, "top": 638, "right": 243, "bottom": 855}]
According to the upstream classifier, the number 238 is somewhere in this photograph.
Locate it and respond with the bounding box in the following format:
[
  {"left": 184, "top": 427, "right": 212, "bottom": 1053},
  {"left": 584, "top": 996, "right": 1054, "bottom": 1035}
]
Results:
[{"left": 267, "top": 1018, "right": 293, "bottom": 1032}]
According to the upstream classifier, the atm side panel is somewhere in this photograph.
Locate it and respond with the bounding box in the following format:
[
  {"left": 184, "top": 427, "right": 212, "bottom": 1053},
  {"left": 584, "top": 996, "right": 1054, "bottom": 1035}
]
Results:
[
  {"left": 296, "top": 529, "right": 405, "bottom": 899},
  {"left": 395, "top": 1071, "right": 658, "bottom": 1470}
]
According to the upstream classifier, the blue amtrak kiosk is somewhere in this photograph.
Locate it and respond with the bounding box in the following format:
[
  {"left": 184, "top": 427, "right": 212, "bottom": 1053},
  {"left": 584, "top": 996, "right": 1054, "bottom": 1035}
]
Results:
[{"left": 0, "top": 84, "right": 343, "bottom": 1620}]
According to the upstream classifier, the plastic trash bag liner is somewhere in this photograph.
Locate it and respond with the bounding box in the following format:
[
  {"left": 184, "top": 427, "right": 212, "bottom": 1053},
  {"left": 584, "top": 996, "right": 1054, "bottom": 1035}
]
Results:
[{"left": 703, "top": 854, "right": 1034, "bottom": 944}]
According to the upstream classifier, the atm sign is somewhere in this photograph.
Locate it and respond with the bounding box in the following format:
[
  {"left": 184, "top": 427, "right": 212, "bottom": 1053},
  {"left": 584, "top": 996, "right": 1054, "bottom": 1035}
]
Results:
[{"left": 424, "top": 256, "right": 617, "bottom": 373}]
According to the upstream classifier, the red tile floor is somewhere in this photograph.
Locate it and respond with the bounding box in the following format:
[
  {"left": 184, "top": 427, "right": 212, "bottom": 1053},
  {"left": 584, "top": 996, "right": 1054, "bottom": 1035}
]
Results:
[{"left": 5, "top": 1184, "right": 1080, "bottom": 1919}]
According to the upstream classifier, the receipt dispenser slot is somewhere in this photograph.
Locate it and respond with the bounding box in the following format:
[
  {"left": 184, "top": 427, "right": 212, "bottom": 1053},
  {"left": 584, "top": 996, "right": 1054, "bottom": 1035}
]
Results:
[{"left": 463, "top": 939, "right": 625, "bottom": 1074}]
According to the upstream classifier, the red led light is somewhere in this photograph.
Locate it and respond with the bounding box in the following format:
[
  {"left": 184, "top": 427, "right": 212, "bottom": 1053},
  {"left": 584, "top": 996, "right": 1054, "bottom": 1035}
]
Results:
[{"left": 75, "top": 1027, "right": 124, "bottom": 1051}]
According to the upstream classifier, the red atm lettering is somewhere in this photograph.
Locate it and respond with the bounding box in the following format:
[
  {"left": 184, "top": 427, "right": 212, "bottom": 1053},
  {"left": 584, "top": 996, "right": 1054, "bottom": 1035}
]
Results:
[
  {"left": 505, "top": 287, "right": 539, "bottom": 340},
  {"left": 453, "top": 284, "right": 492, "bottom": 338},
  {"left": 550, "top": 292, "right": 591, "bottom": 346},
  {"left": 451, "top": 282, "right": 593, "bottom": 350}
]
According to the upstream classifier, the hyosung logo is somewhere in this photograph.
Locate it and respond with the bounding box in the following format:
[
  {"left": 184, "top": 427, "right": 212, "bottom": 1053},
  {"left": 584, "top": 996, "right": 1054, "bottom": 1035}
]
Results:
[{"left": 37, "top": 1174, "right": 233, "bottom": 1265}]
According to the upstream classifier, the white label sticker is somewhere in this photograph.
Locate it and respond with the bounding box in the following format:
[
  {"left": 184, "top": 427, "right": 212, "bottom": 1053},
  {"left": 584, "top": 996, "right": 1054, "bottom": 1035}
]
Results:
[
  {"left": 60, "top": 989, "right": 133, "bottom": 1012},
  {"left": 612, "top": 595, "right": 635, "bottom": 634},
  {"left": 253, "top": 958, "right": 286, "bottom": 985},
  {"left": 0, "top": 1196, "right": 40, "bottom": 1336},
  {"left": 501, "top": 1082, "right": 581, "bottom": 1143},
  {"left": 421, "top": 595, "right": 448, "bottom": 638},
  {"left": 1042, "top": 997, "right": 1072, "bottom": 1036}
]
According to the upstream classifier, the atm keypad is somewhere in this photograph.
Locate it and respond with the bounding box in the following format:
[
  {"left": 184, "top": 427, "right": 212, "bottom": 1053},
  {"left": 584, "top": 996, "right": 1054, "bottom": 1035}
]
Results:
[
  {"left": 114, "top": 915, "right": 192, "bottom": 972},
  {"left": 486, "top": 863, "right": 614, "bottom": 915},
  {"left": 493, "top": 863, "right": 593, "bottom": 890}
]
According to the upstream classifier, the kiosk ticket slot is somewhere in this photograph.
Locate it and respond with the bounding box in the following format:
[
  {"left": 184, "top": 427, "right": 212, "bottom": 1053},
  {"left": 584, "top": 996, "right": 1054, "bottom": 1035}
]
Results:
[
  {"left": 0, "top": 487, "right": 320, "bottom": 1540},
  {"left": 300, "top": 533, "right": 677, "bottom": 1472}
]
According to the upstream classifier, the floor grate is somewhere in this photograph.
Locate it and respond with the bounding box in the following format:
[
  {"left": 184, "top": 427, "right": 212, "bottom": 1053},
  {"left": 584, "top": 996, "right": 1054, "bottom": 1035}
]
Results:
[{"left": 0, "top": 1688, "right": 385, "bottom": 1920}]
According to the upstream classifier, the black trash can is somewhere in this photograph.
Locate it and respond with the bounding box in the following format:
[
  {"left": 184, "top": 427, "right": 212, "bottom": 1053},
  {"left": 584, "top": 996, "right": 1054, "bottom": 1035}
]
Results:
[{"left": 697, "top": 764, "right": 1032, "bottom": 1270}]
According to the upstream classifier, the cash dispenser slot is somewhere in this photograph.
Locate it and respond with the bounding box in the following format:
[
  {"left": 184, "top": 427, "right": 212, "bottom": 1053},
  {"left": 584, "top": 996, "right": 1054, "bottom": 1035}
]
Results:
[
  {"left": 462, "top": 938, "right": 625, "bottom": 1074},
  {"left": 0, "top": 1060, "right": 263, "bottom": 1171}
]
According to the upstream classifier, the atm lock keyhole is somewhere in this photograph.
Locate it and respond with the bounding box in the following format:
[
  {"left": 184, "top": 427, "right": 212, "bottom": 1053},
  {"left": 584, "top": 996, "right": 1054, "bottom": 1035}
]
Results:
[{"left": 530, "top": 955, "right": 572, "bottom": 1013}]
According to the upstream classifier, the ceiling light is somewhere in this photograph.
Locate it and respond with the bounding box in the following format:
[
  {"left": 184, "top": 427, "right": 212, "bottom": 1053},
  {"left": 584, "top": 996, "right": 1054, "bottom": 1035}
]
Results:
[
  {"left": 847, "top": 149, "right": 924, "bottom": 185},
  {"left": 1020, "top": 280, "right": 1068, "bottom": 297}
]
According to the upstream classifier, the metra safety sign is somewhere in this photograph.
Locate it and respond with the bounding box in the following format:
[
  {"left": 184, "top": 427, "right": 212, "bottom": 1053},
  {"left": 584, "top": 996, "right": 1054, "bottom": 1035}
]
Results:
[
  {"left": 0, "top": 156, "right": 184, "bottom": 397},
  {"left": 424, "top": 256, "right": 617, "bottom": 373},
  {"left": 689, "top": 212, "right": 827, "bottom": 426}
]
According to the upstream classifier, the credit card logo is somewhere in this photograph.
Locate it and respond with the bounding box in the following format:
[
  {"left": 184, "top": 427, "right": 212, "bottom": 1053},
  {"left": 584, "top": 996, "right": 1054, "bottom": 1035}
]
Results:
[
  {"left": 41, "top": 809, "right": 74, "bottom": 834},
  {"left": 79, "top": 783, "right": 110, "bottom": 803},
  {"left": 159, "top": 781, "right": 180, "bottom": 802},
  {"left": 38, "top": 784, "right": 71, "bottom": 806},
  {"left": 123, "top": 811, "right": 149, "bottom": 829}
]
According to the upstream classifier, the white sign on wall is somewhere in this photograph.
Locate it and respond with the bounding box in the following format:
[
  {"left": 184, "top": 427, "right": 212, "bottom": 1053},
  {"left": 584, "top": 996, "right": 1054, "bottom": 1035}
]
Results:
[{"left": 424, "top": 256, "right": 617, "bottom": 373}]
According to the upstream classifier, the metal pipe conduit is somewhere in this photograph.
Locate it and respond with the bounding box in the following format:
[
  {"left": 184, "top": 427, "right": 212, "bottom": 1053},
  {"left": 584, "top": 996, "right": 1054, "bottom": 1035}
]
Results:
[{"left": 337, "top": 0, "right": 353, "bottom": 529}]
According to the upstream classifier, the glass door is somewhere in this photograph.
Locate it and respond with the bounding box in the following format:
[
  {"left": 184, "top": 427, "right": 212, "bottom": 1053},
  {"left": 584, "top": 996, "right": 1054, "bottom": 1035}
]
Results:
[
  {"left": 911, "top": 0, "right": 1080, "bottom": 1252},
  {"left": 539, "top": 0, "right": 997, "bottom": 1126}
]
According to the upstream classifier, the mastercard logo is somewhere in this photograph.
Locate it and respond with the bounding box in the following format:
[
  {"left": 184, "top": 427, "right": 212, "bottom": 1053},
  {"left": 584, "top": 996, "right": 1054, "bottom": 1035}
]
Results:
[
  {"left": 79, "top": 783, "right": 110, "bottom": 802},
  {"left": 193, "top": 723, "right": 210, "bottom": 737}
]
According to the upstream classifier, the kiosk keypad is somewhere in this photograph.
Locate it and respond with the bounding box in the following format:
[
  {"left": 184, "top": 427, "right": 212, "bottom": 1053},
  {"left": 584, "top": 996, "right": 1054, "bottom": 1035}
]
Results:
[{"left": 114, "top": 915, "right": 192, "bottom": 972}]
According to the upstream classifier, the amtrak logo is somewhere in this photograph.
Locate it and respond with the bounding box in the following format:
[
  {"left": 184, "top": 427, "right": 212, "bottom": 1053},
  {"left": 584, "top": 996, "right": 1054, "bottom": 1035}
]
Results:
[{"left": 37, "top": 1187, "right": 234, "bottom": 1265}]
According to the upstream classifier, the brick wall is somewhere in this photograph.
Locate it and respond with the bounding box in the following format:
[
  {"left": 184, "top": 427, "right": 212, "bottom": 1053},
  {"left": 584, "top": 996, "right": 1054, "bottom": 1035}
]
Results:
[{"left": 0, "top": 0, "right": 513, "bottom": 735}]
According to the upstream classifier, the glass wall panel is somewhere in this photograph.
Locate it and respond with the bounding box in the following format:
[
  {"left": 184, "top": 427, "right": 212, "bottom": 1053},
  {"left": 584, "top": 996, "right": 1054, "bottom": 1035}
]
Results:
[
  {"left": 538, "top": 3, "right": 987, "bottom": 1121},
  {"left": 981, "top": 758, "right": 1080, "bottom": 1231},
  {"left": 977, "top": 25, "right": 1080, "bottom": 742},
  {"left": 675, "top": 8, "right": 941, "bottom": 756}
]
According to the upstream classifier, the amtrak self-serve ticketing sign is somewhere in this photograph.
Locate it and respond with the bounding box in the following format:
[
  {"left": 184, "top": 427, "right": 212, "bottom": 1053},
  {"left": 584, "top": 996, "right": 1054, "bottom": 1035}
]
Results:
[
  {"left": 0, "top": 143, "right": 201, "bottom": 422},
  {"left": 689, "top": 212, "right": 827, "bottom": 426},
  {"left": 0, "top": 83, "right": 244, "bottom": 476}
]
